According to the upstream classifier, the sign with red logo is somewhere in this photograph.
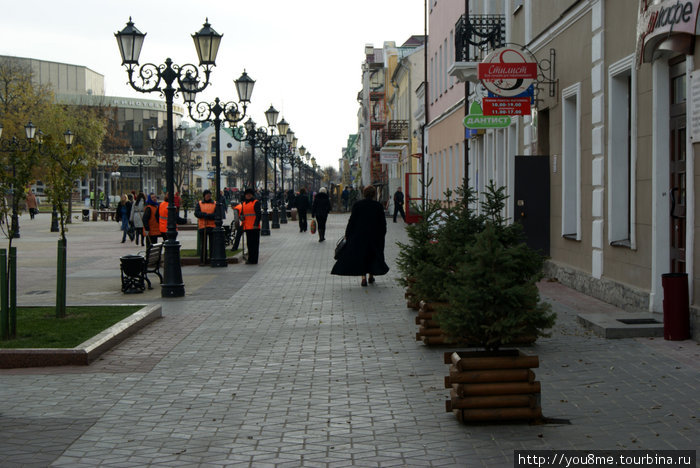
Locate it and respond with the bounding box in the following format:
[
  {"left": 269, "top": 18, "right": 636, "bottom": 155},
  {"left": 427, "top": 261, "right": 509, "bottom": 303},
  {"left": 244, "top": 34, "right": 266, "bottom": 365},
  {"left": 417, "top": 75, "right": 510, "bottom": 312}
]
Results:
[
  {"left": 482, "top": 97, "right": 531, "bottom": 116},
  {"left": 478, "top": 47, "right": 538, "bottom": 97}
]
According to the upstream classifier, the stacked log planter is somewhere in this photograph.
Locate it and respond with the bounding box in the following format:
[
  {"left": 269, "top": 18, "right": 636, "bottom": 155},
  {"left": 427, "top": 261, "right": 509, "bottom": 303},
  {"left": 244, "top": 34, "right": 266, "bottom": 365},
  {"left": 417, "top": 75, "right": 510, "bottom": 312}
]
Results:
[
  {"left": 405, "top": 278, "right": 420, "bottom": 310},
  {"left": 444, "top": 350, "right": 542, "bottom": 423},
  {"left": 415, "top": 301, "right": 449, "bottom": 344}
]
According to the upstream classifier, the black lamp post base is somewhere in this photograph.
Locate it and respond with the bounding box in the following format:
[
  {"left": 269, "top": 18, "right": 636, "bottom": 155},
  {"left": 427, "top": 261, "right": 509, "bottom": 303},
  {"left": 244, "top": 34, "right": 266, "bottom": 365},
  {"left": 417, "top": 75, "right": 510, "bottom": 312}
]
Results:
[
  {"left": 280, "top": 207, "right": 288, "bottom": 224},
  {"left": 261, "top": 211, "right": 271, "bottom": 236},
  {"left": 271, "top": 207, "right": 280, "bottom": 229},
  {"left": 50, "top": 210, "right": 59, "bottom": 233},
  {"left": 210, "top": 226, "right": 228, "bottom": 268},
  {"left": 161, "top": 239, "right": 185, "bottom": 298}
]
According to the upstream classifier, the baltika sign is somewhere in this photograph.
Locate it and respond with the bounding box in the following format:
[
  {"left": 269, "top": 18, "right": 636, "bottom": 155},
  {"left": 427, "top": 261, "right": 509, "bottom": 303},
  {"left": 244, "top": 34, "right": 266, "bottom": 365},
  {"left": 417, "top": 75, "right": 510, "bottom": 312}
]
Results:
[{"left": 478, "top": 47, "right": 538, "bottom": 97}]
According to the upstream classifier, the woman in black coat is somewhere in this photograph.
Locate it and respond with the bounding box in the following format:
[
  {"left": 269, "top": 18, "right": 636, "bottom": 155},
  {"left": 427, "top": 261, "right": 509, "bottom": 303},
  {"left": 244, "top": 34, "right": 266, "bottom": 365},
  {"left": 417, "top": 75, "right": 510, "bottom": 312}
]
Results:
[
  {"left": 295, "top": 188, "right": 310, "bottom": 232},
  {"left": 331, "top": 185, "right": 389, "bottom": 286},
  {"left": 311, "top": 187, "right": 332, "bottom": 242}
]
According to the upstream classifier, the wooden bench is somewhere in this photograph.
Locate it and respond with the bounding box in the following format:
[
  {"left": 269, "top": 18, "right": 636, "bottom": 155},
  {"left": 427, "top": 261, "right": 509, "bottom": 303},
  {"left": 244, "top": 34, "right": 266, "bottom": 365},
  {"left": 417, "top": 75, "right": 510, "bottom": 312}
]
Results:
[
  {"left": 93, "top": 210, "right": 115, "bottom": 221},
  {"left": 138, "top": 243, "right": 163, "bottom": 289}
]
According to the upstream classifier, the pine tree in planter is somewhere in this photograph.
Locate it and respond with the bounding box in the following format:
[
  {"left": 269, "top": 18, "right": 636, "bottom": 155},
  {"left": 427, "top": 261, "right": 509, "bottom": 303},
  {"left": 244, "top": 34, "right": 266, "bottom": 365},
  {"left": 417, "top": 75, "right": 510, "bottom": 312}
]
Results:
[
  {"left": 437, "top": 182, "right": 556, "bottom": 351},
  {"left": 439, "top": 182, "right": 556, "bottom": 423}
]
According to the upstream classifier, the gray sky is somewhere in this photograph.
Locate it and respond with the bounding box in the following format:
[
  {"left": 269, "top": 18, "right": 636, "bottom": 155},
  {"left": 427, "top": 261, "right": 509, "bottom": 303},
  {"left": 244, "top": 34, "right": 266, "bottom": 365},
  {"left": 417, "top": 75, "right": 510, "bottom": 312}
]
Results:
[{"left": 0, "top": 0, "right": 425, "bottom": 169}]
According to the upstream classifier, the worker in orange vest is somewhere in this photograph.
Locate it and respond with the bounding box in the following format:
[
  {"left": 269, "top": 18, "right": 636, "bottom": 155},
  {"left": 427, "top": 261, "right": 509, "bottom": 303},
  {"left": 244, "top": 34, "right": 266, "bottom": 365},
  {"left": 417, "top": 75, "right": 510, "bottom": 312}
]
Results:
[
  {"left": 240, "top": 187, "right": 261, "bottom": 264},
  {"left": 195, "top": 190, "right": 216, "bottom": 264},
  {"left": 142, "top": 193, "right": 161, "bottom": 245},
  {"left": 158, "top": 192, "right": 186, "bottom": 241}
]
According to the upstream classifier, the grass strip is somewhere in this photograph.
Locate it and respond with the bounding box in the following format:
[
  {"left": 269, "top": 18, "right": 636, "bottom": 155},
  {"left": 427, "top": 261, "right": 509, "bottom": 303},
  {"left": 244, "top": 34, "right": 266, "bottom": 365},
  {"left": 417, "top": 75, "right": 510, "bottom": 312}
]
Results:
[
  {"left": 0, "top": 306, "right": 141, "bottom": 349},
  {"left": 180, "top": 249, "right": 240, "bottom": 258}
]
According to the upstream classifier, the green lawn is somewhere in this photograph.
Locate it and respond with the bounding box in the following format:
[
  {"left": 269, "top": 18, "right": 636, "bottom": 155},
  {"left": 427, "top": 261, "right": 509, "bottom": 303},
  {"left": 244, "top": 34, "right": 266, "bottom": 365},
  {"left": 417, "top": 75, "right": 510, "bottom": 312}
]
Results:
[{"left": 0, "top": 306, "right": 141, "bottom": 349}]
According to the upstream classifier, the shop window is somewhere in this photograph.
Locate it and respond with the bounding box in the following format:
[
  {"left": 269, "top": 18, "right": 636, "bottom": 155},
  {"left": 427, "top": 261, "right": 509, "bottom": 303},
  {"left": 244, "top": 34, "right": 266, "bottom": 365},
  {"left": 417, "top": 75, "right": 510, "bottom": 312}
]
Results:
[
  {"left": 608, "top": 55, "right": 636, "bottom": 247},
  {"left": 561, "top": 83, "right": 581, "bottom": 240}
]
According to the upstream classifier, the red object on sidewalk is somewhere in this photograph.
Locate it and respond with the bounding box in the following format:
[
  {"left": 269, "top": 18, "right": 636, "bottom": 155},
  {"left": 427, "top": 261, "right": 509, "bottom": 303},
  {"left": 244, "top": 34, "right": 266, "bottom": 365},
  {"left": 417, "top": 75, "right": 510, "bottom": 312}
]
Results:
[{"left": 662, "top": 273, "right": 690, "bottom": 341}]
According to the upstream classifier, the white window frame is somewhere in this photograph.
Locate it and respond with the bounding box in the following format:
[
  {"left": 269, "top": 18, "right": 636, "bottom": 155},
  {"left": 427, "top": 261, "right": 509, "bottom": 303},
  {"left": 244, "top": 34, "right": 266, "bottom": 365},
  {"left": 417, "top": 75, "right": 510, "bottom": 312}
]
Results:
[
  {"left": 608, "top": 54, "right": 637, "bottom": 249},
  {"left": 561, "top": 82, "right": 582, "bottom": 240}
]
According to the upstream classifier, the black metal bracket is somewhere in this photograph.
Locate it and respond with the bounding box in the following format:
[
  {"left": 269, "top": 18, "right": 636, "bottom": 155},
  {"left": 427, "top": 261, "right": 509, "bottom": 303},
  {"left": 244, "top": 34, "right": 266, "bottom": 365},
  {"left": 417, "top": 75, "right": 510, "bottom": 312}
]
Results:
[{"left": 535, "top": 48, "right": 557, "bottom": 104}]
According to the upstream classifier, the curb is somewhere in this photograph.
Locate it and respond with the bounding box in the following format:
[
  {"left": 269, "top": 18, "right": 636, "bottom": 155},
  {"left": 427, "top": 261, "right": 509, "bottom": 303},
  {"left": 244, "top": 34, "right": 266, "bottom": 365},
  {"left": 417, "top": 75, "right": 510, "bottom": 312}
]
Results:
[{"left": 0, "top": 304, "right": 162, "bottom": 369}]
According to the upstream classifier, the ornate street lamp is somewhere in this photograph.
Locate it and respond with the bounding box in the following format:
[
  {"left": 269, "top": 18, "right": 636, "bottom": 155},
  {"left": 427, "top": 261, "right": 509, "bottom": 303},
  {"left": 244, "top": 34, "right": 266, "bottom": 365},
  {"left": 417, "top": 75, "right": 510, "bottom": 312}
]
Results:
[
  {"left": 278, "top": 130, "right": 295, "bottom": 225},
  {"left": 184, "top": 72, "right": 254, "bottom": 267},
  {"left": 270, "top": 118, "right": 288, "bottom": 229},
  {"left": 0, "top": 121, "right": 39, "bottom": 238},
  {"left": 116, "top": 17, "right": 220, "bottom": 297}
]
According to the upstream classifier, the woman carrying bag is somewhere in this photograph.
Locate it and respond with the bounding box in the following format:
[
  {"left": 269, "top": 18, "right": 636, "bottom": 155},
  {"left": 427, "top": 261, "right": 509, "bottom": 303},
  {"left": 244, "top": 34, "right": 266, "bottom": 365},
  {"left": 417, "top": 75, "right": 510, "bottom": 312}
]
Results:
[
  {"left": 331, "top": 185, "right": 389, "bottom": 286},
  {"left": 311, "top": 187, "right": 332, "bottom": 242}
]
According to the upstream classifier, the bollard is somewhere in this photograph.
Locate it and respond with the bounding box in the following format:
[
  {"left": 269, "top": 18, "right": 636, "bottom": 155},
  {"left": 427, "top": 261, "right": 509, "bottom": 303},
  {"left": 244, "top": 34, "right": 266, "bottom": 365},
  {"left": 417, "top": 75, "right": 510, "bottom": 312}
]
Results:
[
  {"left": 56, "top": 238, "right": 67, "bottom": 318},
  {"left": 1, "top": 249, "right": 7, "bottom": 340},
  {"left": 662, "top": 273, "right": 690, "bottom": 341},
  {"left": 9, "top": 247, "right": 16, "bottom": 338}
]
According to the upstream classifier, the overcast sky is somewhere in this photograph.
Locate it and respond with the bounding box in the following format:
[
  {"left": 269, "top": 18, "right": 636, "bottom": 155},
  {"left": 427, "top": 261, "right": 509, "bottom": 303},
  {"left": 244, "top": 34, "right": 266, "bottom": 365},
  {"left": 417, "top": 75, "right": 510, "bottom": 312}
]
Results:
[{"left": 0, "top": 0, "right": 425, "bottom": 169}]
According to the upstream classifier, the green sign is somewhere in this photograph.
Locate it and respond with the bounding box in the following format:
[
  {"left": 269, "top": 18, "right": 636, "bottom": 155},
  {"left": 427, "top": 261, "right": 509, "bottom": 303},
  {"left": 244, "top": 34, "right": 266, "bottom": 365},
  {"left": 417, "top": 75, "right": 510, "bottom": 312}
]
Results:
[{"left": 463, "top": 102, "right": 511, "bottom": 129}]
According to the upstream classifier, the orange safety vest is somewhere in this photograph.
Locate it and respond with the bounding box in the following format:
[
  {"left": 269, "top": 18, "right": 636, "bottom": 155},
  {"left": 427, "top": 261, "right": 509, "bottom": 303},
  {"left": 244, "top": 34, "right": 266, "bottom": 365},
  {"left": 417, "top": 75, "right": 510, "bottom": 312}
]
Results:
[
  {"left": 240, "top": 199, "right": 259, "bottom": 230},
  {"left": 144, "top": 205, "right": 160, "bottom": 236},
  {"left": 197, "top": 200, "right": 216, "bottom": 229},
  {"left": 233, "top": 203, "right": 242, "bottom": 224},
  {"left": 158, "top": 201, "right": 170, "bottom": 233}
]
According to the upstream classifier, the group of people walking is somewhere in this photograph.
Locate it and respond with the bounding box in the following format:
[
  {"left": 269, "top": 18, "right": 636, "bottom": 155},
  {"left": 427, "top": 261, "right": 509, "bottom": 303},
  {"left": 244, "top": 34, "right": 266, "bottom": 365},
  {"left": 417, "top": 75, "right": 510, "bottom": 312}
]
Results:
[{"left": 115, "top": 191, "right": 178, "bottom": 246}]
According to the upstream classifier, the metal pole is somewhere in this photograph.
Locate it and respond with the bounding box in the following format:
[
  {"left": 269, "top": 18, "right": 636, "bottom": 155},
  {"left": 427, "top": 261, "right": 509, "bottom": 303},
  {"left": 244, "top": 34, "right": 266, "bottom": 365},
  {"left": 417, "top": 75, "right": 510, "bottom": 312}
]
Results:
[
  {"left": 162, "top": 85, "right": 185, "bottom": 297},
  {"left": 279, "top": 155, "right": 287, "bottom": 224},
  {"left": 271, "top": 149, "right": 280, "bottom": 228},
  {"left": 1, "top": 249, "right": 7, "bottom": 339},
  {"left": 9, "top": 247, "right": 16, "bottom": 338},
  {"left": 261, "top": 145, "right": 271, "bottom": 236},
  {"left": 210, "top": 118, "right": 227, "bottom": 267}
]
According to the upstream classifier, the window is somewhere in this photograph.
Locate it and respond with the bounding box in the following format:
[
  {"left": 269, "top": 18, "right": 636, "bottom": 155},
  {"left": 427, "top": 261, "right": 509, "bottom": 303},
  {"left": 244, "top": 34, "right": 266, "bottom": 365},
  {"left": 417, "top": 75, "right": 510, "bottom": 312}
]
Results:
[
  {"left": 226, "top": 156, "right": 232, "bottom": 167},
  {"left": 438, "top": 46, "right": 443, "bottom": 96},
  {"left": 196, "top": 178, "right": 202, "bottom": 188},
  {"left": 443, "top": 38, "right": 448, "bottom": 92},
  {"left": 561, "top": 83, "right": 581, "bottom": 239},
  {"left": 449, "top": 31, "right": 455, "bottom": 87},
  {"left": 430, "top": 57, "right": 435, "bottom": 101},
  {"left": 608, "top": 55, "right": 636, "bottom": 247},
  {"left": 210, "top": 139, "right": 216, "bottom": 153},
  {"left": 211, "top": 156, "right": 216, "bottom": 167}
]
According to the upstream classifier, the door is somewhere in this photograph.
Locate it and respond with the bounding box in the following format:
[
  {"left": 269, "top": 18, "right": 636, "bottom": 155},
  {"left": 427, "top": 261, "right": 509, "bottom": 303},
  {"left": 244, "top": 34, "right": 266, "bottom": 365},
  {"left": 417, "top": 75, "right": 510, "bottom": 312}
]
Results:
[
  {"left": 514, "top": 156, "right": 550, "bottom": 255},
  {"left": 670, "top": 58, "right": 686, "bottom": 273}
]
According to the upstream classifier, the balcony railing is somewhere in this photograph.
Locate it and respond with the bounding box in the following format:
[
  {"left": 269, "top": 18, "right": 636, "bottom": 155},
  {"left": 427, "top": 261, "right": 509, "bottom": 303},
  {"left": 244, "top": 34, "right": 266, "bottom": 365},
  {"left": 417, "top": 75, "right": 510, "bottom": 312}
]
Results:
[
  {"left": 382, "top": 120, "right": 409, "bottom": 146},
  {"left": 455, "top": 14, "right": 506, "bottom": 62}
]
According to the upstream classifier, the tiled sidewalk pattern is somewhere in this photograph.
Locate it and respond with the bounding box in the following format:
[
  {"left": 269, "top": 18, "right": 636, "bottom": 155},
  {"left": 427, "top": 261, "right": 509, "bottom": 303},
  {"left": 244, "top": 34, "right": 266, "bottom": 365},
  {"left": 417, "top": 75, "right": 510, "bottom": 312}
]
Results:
[{"left": 0, "top": 213, "right": 698, "bottom": 467}]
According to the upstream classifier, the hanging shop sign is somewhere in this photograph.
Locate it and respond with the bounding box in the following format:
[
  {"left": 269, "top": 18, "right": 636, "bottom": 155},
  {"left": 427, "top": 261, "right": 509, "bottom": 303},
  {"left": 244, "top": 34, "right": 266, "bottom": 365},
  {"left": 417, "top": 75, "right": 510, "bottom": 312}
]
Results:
[
  {"left": 482, "top": 97, "right": 531, "bottom": 116},
  {"left": 463, "top": 102, "right": 511, "bottom": 129},
  {"left": 478, "top": 47, "right": 538, "bottom": 97},
  {"left": 636, "top": 0, "right": 700, "bottom": 66}
]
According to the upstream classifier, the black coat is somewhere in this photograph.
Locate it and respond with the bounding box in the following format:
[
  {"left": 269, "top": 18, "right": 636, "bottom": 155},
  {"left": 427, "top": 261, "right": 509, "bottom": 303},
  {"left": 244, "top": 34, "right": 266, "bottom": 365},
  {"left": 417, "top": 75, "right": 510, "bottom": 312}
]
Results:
[
  {"left": 312, "top": 192, "right": 331, "bottom": 218},
  {"left": 331, "top": 198, "right": 389, "bottom": 276},
  {"left": 295, "top": 193, "right": 310, "bottom": 213}
]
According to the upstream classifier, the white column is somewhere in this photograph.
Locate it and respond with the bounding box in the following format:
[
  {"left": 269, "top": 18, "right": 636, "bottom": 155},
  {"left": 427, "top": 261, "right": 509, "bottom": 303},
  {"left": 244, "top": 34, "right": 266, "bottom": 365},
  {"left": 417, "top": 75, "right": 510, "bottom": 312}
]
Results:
[{"left": 590, "top": 0, "right": 605, "bottom": 279}]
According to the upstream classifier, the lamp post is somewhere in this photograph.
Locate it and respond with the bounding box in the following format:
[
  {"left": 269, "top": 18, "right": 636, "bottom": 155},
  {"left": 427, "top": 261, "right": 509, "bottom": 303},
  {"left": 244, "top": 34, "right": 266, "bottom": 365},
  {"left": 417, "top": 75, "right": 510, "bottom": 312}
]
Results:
[
  {"left": 258, "top": 105, "right": 281, "bottom": 236},
  {"left": 0, "top": 121, "right": 38, "bottom": 239},
  {"left": 311, "top": 157, "right": 318, "bottom": 192},
  {"left": 184, "top": 74, "right": 254, "bottom": 267},
  {"left": 116, "top": 17, "right": 221, "bottom": 298},
  {"left": 278, "top": 130, "right": 295, "bottom": 225},
  {"left": 270, "top": 118, "right": 289, "bottom": 229}
]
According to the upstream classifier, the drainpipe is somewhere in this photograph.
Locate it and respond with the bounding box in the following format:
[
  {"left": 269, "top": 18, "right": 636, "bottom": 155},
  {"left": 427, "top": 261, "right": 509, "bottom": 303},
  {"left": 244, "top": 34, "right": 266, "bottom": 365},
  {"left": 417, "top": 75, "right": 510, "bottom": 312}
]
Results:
[
  {"left": 464, "top": 0, "right": 470, "bottom": 185},
  {"left": 422, "top": 0, "right": 428, "bottom": 208},
  {"left": 686, "top": 55, "right": 695, "bottom": 304}
]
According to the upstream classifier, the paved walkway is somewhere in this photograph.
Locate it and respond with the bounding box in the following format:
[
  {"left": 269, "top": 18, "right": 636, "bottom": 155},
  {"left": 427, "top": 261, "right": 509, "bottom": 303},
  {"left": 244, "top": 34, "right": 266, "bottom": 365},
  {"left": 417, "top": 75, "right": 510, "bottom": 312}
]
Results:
[{"left": 0, "top": 212, "right": 698, "bottom": 467}]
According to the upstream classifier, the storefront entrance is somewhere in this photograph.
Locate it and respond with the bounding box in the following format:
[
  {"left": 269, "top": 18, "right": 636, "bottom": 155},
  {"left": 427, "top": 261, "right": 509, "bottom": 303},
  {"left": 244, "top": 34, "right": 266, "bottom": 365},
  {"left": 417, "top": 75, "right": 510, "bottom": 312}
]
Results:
[{"left": 669, "top": 58, "right": 687, "bottom": 273}]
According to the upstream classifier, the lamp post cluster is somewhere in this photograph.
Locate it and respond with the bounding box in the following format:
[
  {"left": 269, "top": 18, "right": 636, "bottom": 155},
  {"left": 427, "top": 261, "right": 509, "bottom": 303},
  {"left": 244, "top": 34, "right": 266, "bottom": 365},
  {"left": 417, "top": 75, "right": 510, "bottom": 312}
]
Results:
[
  {"left": 115, "top": 17, "right": 321, "bottom": 294},
  {"left": 116, "top": 16, "right": 226, "bottom": 297},
  {"left": 0, "top": 122, "right": 74, "bottom": 238}
]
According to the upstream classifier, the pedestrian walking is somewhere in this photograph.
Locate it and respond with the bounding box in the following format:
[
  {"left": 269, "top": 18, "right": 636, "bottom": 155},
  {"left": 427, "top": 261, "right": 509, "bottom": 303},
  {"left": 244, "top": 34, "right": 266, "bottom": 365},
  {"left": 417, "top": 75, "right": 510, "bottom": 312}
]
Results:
[
  {"left": 240, "top": 188, "right": 261, "bottom": 264},
  {"left": 296, "top": 187, "right": 310, "bottom": 232},
  {"left": 231, "top": 201, "right": 244, "bottom": 251},
  {"left": 115, "top": 194, "right": 133, "bottom": 243},
  {"left": 195, "top": 189, "right": 216, "bottom": 264},
  {"left": 130, "top": 192, "right": 146, "bottom": 246},
  {"left": 341, "top": 186, "right": 349, "bottom": 212},
  {"left": 393, "top": 186, "right": 406, "bottom": 223},
  {"left": 331, "top": 185, "right": 389, "bottom": 286},
  {"left": 311, "top": 187, "right": 332, "bottom": 242},
  {"left": 25, "top": 189, "right": 39, "bottom": 219},
  {"left": 142, "top": 193, "right": 161, "bottom": 245}
]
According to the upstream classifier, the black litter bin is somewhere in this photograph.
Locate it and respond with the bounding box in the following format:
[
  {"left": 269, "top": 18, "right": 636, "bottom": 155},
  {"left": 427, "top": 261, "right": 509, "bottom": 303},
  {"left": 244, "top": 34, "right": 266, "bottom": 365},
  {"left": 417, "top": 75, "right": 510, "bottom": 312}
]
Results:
[
  {"left": 662, "top": 272, "right": 690, "bottom": 340},
  {"left": 120, "top": 255, "right": 145, "bottom": 294},
  {"left": 82, "top": 209, "right": 90, "bottom": 222}
]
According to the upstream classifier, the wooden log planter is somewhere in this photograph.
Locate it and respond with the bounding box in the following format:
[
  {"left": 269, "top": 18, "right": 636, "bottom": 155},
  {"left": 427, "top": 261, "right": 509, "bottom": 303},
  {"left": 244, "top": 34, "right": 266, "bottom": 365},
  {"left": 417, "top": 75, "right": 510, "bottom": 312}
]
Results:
[
  {"left": 415, "top": 301, "right": 449, "bottom": 344},
  {"left": 444, "top": 350, "right": 542, "bottom": 423}
]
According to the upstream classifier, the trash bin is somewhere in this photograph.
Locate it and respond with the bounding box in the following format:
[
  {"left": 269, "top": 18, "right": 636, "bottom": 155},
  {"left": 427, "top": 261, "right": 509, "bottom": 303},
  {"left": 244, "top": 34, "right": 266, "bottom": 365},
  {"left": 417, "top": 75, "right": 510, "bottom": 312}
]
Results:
[
  {"left": 82, "top": 209, "right": 90, "bottom": 222},
  {"left": 661, "top": 272, "right": 690, "bottom": 340},
  {"left": 120, "top": 255, "right": 145, "bottom": 294}
]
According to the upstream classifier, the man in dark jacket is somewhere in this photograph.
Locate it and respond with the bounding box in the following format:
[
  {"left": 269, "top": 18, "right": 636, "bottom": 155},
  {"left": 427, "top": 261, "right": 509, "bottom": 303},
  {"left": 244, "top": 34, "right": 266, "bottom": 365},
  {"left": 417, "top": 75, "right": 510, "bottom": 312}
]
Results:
[
  {"left": 194, "top": 190, "right": 216, "bottom": 264},
  {"left": 393, "top": 186, "right": 406, "bottom": 223},
  {"left": 311, "top": 187, "right": 332, "bottom": 242},
  {"left": 295, "top": 188, "right": 310, "bottom": 232}
]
